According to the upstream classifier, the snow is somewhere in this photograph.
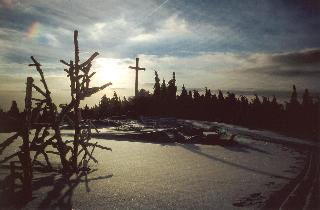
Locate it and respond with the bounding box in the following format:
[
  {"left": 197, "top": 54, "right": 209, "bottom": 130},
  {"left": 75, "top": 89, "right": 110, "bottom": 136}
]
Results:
[
  {"left": 184, "top": 120, "right": 319, "bottom": 148},
  {"left": 0, "top": 120, "right": 310, "bottom": 209}
]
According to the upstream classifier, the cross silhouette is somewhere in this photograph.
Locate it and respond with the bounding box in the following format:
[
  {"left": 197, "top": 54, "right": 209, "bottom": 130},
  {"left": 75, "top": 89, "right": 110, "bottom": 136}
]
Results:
[{"left": 129, "top": 57, "right": 145, "bottom": 97}]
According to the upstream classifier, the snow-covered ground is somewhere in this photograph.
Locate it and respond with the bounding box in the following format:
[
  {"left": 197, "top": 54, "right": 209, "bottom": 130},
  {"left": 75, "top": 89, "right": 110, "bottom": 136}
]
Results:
[
  {"left": 185, "top": 120, "right": 319, "bottom": 148},
  {"left": 0, "top": 120, "right": 311, "bottom": 209}
]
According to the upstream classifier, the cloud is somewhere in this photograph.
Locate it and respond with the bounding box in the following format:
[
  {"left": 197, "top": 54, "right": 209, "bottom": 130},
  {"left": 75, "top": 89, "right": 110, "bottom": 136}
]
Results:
[
  {"left": 90, "top": 23, "right": 107, "bottom": 40},
  {"left": 133, "top": 49, "right": 320, "bottom": 93},
  {"left": 244, "top": 65, "right": 320, "bottom": 77},
  {"left": 270, "top": 49, "right": 320, "bottom": 66},
  {"left": 271, "top": 69, "right": 320, "bottom": 77},
  {"left": 3, "top": 52, "right": 28, "bottom": 64},
  {"left": 129, "top": 15, "right": 191, "bottom": 43},
  {"left": 244, "top": 49, "right": 320, "bottom": 77},
  {"left": 2, "top": 0, "right": 318, "bottom": 62},
  {"left": 0, "top": 75, "right": 25, "bottom": 90},
  {"left": 0, "top": 0, "right": 15, "bottom": 9}
]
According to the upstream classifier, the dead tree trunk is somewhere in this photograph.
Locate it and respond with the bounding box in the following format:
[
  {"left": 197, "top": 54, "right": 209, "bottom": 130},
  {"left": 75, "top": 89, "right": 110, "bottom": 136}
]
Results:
[
  {"left": 0, "top": 30, "right": 113, "bottom": 201},
  {"left": 72, "top": 30, "right": 81, "bottom": 172},
  {"left": 21, "top": 77, "right": 33, "bottom": 199}
]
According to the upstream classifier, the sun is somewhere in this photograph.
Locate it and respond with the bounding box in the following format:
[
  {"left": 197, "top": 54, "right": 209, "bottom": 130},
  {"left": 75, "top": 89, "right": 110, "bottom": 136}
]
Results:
[{"left": 93, "top": 58, "right": 127, "bottom": 85}]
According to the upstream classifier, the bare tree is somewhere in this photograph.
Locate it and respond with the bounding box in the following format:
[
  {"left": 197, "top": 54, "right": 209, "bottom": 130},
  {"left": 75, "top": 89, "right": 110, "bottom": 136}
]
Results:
[{"left": 0, "top": 30, "right": 112, "bottom": 199}]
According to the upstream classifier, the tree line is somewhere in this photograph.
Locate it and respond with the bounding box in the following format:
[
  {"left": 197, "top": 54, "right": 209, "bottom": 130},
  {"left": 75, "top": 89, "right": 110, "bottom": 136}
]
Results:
[
  {"left": 83, "top": 71, "right": 319, "bottom": 139},
  {"left": 1, "top": 71, "right": 318, "bottom": 139}
]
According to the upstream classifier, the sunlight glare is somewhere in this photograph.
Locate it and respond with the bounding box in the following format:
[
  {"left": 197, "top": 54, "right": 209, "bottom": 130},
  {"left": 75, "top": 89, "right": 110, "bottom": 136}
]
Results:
[{"left": 93, "top": 57, "right": 127, "bottom": 86}]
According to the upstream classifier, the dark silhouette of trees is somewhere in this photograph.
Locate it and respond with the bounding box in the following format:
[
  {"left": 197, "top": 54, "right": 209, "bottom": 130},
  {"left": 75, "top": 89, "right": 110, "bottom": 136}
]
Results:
[
  {"left": 83, "top": 72, "right": 318, "bottom": 140},
  {"left": 167, "top": 72, "right": 177, "bottom": 102},
  {"left": 138, "top": 89, "right": 151, "bottom": 97},
  {"left": 153, "top": 71, "right": 161, "bottom": 98},
  {"left": 180, "top": 84, "right": 188, "bottom": 99},
  {"left": 99, "top": 94, "right": 110, "bottom": 119},
  {"left": 290, "top": 85, "right": 298, "bottom": 105},
  {"left": 302, "top": 89, "right": 312, "bottom": 106},
  {"left": 110, "top": 91, "right": 121, "bottom": 116},
  {"left": 166, "top": 72, "right": 177, "bottom": 116},
  {"left": 286, "top": 85, "right": 302, "bottom": 135},
  {"left": 0, "top": 101, "right": 23, "bottom": 132},
  {"left": 160, "top": 79, "right": 167, "bottom": 99},
  {"left": 176, "top": 84, "right": 192, "bottom": 118},
  {"left": 8, "top": 100, "right": 19, "bottom": 118}
]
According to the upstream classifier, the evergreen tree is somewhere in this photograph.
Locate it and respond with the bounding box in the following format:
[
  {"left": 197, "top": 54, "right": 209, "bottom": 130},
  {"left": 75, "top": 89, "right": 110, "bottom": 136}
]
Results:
[
  {"left": 188, "top": 90, "right": 193, "bottom": 100},
  {"left": 153, "top": 71, "right": 161, "bottom": 98},
  {"left": 302, "top": 89, "right": 312, "bottom": 106},
  {"left": 226, "top": 92, "right": 236, "bottom": 103},
  {"left": 180, "top": 84, "right": 188, "bottom": 98},
  {"left": 138, "top": 89, "right": 151, "bottom": 97},
  {"left": 167, "top": 72, "right": 177, "bottom": 101},
  {"left": 193, "top": 90, "right": 200, "bottom": 101},
  {"left": 239, "top": 95, "right": 248, "bottom": 104},
  {"left": 252, "top": 94, "right": 261, "bottom": 105},
  {"left": 111, "top": 91, "right": 119, "bottom": 103},
  {"left": 99, "top": 94, "right": 109, "bottom": 118},
  {"left": 212, "top": 94, "right": 218, "bottom": 102},
  {"left": 290, "top": 85, "right": 299, "bottom": 105},
  {"left": 271, "top": 95, "right": 277, "bottom": 105},
  {"left": 262, "top": 96, "right": 269, "bottom": 105},
  {"left": 110, "top": 91, "right": 121, "bottom": 115},
  {"left": 100, "top": 94, "right": 109, "bottom": 108},
  {"left": 205, "top": 87, "right": 212, "bottom": 100},
  {"left": 160, "top": 79, "right": 167, "bottom": 99},
  {"left": 122, "top": 96, "right": 128, "bottom": 103},
  {"left": 218, "top": 90, "right": 224, "bottom": 102},
  {"left": 8, "top": 100, "right": 19, "bottom": 118}
]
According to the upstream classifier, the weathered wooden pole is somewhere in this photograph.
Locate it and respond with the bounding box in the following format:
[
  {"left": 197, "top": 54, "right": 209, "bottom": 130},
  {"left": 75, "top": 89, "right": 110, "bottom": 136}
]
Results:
[
  {"left": 22, "top": 76, "right": 33, "bottom": 199},
  {"left": 129, "top": 58, "right": 145, "bottom": 97},
  {"left": 73, "top": 30, "right": 81, "bottom": 173}
]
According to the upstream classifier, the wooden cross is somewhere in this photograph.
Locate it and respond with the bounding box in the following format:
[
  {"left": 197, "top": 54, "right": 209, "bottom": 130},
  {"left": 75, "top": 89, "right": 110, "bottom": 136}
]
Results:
[{"left": 129, "top": 57, "right": 145, "bottom": 97}]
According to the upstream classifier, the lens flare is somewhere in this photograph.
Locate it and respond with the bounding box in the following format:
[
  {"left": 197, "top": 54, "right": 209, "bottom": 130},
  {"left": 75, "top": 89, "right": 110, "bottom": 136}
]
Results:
[{"left": 26, "top": 22, "right": 40, "bottom": 39}]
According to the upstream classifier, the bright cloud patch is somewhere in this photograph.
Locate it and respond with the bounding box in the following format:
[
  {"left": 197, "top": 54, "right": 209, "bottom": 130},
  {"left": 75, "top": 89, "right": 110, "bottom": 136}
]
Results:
[{"left": 129, "top": 15, "right": 191, "bottom": 43}]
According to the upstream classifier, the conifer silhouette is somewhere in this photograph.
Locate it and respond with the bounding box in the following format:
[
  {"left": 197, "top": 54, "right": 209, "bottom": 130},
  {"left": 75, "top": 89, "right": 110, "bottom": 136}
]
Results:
[
  {"left": 153, "top": 71, "right": 161, "bottom": 98},
  {"left": 8, "top": 100, "right": 19, "bottom": 118}
]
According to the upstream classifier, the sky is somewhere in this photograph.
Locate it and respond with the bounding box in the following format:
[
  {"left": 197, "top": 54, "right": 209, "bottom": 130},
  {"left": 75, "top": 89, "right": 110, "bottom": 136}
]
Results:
[{"left": 0, "top": 0, "right": 320, "bottom": 110}]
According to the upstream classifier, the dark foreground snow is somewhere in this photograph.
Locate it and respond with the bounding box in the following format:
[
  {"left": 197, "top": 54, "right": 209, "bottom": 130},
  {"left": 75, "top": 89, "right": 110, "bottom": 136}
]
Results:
[{"left": 0, "top": 120, "right": 310, "bottom": 209}]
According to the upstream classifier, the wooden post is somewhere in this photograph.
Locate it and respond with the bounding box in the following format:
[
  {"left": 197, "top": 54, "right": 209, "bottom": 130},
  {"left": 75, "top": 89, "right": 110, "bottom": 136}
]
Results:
[
  {"left": 22, "top": 76, "right": 33, "bottom": 199},
  {"left": 129, "top": 58, "right": 145, "bottom": 97},
  {"left": 73, "top": 30, "right": 81, "bottom": 173}
]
